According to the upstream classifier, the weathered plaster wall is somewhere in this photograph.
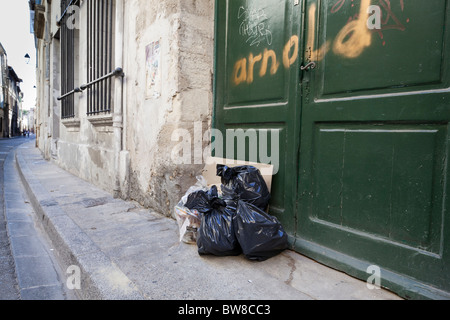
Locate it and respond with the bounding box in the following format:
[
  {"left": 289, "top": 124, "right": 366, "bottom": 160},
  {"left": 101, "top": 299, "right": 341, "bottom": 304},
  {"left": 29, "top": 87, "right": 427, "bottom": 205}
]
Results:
[{"left": 124, "top": 0, "right": 215, "bottom": 217}]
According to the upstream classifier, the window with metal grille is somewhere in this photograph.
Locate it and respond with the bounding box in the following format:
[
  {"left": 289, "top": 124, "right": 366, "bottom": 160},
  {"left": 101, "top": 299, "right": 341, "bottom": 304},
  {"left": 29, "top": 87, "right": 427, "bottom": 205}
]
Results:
[
  {"left": 87, "top": 0, "right": 115, "bottom": 116},
  {"left": 60, "top": 0, "right": 79, "bottom": 119}
]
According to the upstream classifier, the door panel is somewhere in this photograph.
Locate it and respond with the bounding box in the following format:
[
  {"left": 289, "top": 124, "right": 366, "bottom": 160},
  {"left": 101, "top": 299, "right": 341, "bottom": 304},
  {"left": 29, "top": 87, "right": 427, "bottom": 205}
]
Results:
[
  {"left": 297, "top": 0, "right": 450, "bottom": 298},
  {"left": 319, "top": 0, "right": 447, "bottom": 95},
  {"left": 312, "top": 123, "right": 446, "bottom": 254},
  {"left": 225, "top": 2, "right": 292, "bottom": 106},
  {"left": 214, "top": 0, "right": 302, "bottom": 234}
]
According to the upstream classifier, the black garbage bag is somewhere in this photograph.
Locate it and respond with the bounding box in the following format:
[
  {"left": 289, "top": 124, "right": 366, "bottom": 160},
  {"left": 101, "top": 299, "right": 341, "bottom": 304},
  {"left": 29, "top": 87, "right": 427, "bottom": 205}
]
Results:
[
  {"left": 234, "top": 200, "right": 288, "bottom": 262},
  {"left": 185, "top": 186, "right": 241, "bottom": 257},
  {"left": 217, "top": 164, "right": 271, "bottom": 211}
]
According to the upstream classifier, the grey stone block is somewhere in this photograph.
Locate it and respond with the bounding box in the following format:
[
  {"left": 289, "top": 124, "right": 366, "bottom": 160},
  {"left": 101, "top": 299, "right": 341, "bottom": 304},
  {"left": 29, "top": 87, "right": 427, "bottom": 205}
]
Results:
[
  {"left": 15, "top": 256, "right": 61, "bottom": 289},
  {"left": 21, "top": 285, "right": 67, "bottom": 301},
  {"left": 9, "top": 235, "right": 48, "bottom": 258}
]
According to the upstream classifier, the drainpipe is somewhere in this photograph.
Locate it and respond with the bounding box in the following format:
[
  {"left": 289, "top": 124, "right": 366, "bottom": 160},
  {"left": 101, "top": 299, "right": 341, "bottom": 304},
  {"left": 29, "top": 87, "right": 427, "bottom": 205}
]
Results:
[
  {"left": 113, "top": 0, "right": 125, "bottom": 198},
  {"left": 120, "top": 0, "right": 130, "bottom": 199}
]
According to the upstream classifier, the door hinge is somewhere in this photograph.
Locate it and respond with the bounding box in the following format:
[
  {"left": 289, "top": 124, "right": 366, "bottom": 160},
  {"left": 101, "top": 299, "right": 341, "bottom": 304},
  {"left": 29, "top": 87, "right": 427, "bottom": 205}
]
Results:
[{"left": 294, "top": 0, "right": 299, "bottom": 5}]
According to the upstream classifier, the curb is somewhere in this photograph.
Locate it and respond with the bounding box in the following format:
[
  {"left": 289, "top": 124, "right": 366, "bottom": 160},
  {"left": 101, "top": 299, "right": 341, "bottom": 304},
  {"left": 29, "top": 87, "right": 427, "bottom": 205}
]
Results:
[{"left": 14, "top": 147, "right": 145, "bottom": 300}]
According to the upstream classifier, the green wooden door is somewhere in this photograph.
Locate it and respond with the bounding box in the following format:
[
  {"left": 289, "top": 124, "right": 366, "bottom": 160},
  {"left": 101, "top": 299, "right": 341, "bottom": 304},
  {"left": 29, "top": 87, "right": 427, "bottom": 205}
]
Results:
[
  {"left": 213, "top": 0, "right": 303, "bottom": 236},
  {"left": 296, "top": 0, "right": 450, "bottom": 299},
  {"left": 214, "top": 0, "right": 450, "bottom": 299}
]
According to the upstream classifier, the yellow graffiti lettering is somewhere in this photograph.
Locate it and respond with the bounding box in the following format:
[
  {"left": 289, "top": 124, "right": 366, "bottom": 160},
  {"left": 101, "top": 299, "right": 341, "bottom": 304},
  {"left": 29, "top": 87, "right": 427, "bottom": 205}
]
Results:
[
  {"left": 306, "top": 4, "right": 331, "bottom": 62},
  {"left": 231, "top": 0, "right": 407, "bottom": 85},
  {"left": 231, "top": 36, "right": 299, "bottom": 86},
  {"left": 259, "top": 49, "right": 279, "bottom": 77},
  {"left": 233, "top": 58, "right": 247, "bottom": 86},
  {"left": 333, "top": 0, "right": 373, "bottom": 58},
  {"left": 283, "top": 35, "right": 299, "bottom": 69},
  {"left": 247, "top": 53, "right": 263, "bottom": 84},
  {"left": 232, "top": 43, "right": 290, "bottom": 86}
]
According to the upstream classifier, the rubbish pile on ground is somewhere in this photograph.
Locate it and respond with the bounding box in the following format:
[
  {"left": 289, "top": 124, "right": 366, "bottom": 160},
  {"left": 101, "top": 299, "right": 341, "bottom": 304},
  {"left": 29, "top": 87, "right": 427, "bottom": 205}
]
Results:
[{"left": 175, "top": 164, "right": 288, "bottom": 262}]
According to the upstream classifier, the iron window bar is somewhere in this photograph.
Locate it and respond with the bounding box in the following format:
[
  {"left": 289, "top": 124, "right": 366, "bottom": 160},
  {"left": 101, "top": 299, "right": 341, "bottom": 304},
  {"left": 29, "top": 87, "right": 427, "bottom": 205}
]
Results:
[
  {"left": 58, "top": 0, "right": 117, "bottom": 117},
  {"left": 60, "top": 0, "right": 77, "bottom": 119},
  {"left": 87, "top": 0, "right": 115, "bottom": 116},
  {"left": 57, "top": 67, "right": 124, "bottom": 101}
]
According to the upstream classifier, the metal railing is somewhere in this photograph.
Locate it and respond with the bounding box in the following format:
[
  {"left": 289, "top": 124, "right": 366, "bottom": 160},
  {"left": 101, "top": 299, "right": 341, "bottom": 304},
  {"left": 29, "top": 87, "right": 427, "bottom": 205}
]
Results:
[
  {"left": 57, "top": 67, "right": 124, "bottom": 101},
  {"left": 57, "top": 87, "right": 82, "bottom": 102}
]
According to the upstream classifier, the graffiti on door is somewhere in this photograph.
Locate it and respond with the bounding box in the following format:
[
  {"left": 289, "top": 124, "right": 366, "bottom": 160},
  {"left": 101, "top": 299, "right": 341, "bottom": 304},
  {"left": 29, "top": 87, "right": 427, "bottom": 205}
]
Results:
[
  {"left": 232, "top": 35, "right": 298, "bottom": 86},
  {"left": 232, "top": 0, "right": 409, "bottom": 87},
  {"left": 237, "top": 6, "right": 273, "bottom": 47},
  {"left": 332, "top": 0, "right": 408, "bottom": 55}
]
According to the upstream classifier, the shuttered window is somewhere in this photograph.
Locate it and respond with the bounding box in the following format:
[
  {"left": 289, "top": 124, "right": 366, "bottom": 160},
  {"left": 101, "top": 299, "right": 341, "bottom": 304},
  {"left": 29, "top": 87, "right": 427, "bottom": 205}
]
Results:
[
  {"left": 60, "top": 0, "right": 78, "bottom": 119},
  {"left": 87, "top": 0, "right": 115, "bottom": 116}
]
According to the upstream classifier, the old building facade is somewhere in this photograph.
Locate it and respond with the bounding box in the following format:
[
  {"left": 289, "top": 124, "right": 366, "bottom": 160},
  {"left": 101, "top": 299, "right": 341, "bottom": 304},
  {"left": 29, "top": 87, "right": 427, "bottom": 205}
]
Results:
[
  {"left": 0, "top": 42, "right": 6, "bottom": 135},
  {"left": 0, "top": 42, "right": 24, "bottom": 138},
  {"left": 7, "top": 67, "right": 23, "bottom": 137},
  {"left": 30, "top": 0, "right": 214, "bottom": 215}
]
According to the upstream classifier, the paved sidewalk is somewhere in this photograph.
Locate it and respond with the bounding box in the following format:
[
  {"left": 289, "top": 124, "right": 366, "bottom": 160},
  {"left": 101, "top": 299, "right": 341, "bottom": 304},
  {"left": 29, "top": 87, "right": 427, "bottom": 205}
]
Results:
[{"left": 15, "top": 141, "right": 402, "bottom": 300}]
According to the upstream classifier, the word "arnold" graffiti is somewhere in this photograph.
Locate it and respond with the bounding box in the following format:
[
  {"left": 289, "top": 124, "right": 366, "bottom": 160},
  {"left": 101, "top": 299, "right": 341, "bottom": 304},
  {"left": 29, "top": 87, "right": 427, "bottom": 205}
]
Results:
[
  {"left": 233, "top": 35, "right": 298, "bottom": 86},
  {"left": 232, "top": 0, "right": 406, "bottom": 87}
]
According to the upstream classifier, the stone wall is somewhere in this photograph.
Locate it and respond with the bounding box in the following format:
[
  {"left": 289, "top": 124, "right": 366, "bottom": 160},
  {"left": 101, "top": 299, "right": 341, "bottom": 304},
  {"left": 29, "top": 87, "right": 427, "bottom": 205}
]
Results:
[
  {"left": 123, "top": 0, "right": 215, "bottom": 216},
  {"left": 34, "top": 0, "right": 215, "bottom": 218}
]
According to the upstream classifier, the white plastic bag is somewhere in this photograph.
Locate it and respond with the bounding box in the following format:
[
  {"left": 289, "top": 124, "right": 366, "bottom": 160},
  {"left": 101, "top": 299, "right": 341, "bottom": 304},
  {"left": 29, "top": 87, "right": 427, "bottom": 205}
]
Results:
[{"left": 175, "top": 176, "right": 208, "bottom": 244}]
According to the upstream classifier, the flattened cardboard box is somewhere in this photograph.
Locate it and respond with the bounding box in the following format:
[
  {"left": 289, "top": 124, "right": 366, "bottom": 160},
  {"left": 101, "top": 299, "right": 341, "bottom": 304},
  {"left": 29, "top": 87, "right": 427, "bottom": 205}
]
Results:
[{"left": 202, "top": 157, "right": 274, "bottom": 193}]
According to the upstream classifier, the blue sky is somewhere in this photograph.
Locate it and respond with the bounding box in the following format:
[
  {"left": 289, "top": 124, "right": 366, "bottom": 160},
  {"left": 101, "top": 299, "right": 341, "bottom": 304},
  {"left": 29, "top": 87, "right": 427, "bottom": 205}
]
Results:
[{"left": 0, "top": 0, "right": 37, "bottom": 110}]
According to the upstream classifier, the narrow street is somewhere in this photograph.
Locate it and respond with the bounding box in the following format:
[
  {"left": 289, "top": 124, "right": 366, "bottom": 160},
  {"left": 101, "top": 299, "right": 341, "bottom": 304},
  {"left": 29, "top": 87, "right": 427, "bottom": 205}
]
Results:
[
  {"left": 0, "top": 136, "right": 75, "bottom": 300},
  {"left": 0, "top": 138, "right": 21, "bottom": 300}
]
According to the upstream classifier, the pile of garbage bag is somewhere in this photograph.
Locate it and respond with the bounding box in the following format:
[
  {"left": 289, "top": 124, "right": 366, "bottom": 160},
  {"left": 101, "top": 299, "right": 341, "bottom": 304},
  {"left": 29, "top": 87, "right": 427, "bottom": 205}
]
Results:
[{"left": 175, "top": 164, "right": 288, "bottom": 262}]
